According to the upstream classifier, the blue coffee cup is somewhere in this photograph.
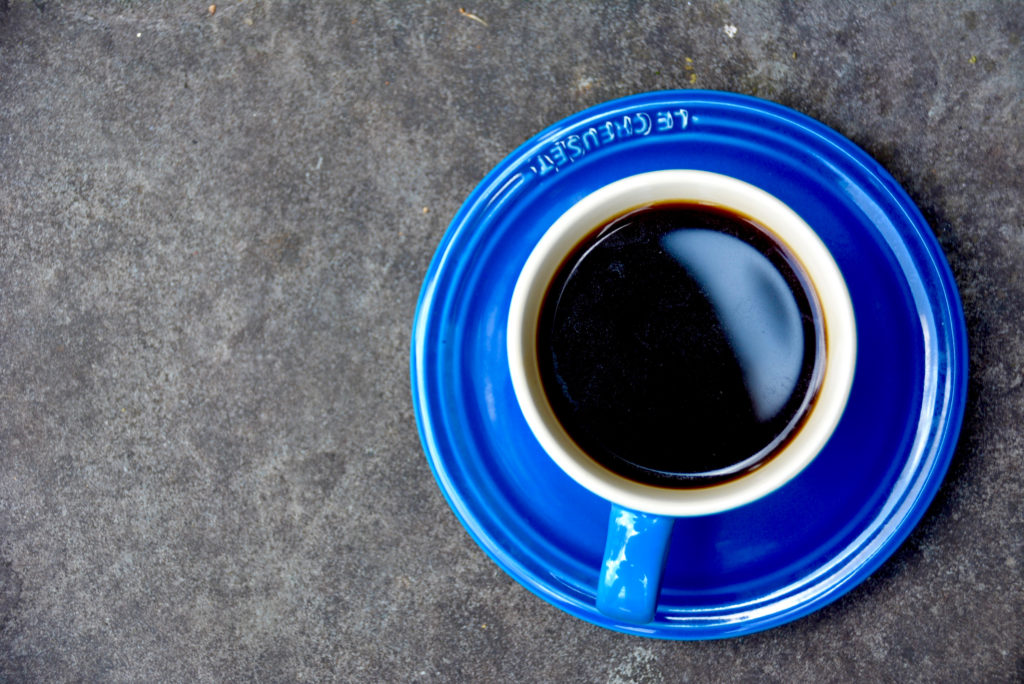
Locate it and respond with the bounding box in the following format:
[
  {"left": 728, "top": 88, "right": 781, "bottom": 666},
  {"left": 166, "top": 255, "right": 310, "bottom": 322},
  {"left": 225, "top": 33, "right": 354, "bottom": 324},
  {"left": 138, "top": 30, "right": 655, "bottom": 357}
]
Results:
[{"left": 506, "top": 170, "right": 856, "bottom": 623}]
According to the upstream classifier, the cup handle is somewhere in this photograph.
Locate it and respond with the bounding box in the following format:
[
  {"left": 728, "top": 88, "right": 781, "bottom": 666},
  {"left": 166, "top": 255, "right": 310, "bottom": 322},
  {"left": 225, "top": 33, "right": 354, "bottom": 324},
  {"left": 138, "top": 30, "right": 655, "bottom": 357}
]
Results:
[{"left": 596, "top": 504, "right": 674, "bottom": 624}]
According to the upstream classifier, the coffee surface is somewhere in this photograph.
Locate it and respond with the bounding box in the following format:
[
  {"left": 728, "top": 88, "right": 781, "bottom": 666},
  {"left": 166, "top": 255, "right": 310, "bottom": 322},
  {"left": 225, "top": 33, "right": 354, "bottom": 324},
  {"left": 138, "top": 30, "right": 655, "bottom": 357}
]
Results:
[{"left": 537, "top": 203, "right": 821, "bottom": 487}]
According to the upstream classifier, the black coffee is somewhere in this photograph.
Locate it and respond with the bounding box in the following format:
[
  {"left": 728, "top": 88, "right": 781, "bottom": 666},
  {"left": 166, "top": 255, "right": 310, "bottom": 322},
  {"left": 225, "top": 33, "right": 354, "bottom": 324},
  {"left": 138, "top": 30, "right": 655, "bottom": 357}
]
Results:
[{"left": 538, "top": 202, "right": 823, "bottom": 488}]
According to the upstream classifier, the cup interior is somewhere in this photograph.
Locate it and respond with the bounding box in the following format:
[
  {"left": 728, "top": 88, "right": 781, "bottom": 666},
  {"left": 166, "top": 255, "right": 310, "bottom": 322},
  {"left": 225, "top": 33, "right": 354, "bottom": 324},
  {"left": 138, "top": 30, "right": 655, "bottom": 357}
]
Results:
[{"left": 507, "top": 170, "right": 857, "bottom": 517}]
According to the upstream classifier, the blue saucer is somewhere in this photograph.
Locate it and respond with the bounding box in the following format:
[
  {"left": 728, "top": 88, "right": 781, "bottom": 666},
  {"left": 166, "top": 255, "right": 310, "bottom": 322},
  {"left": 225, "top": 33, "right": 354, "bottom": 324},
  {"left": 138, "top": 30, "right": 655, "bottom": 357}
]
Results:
[{"left": 410, "top": 91, "right": 967, "bottom": 639}]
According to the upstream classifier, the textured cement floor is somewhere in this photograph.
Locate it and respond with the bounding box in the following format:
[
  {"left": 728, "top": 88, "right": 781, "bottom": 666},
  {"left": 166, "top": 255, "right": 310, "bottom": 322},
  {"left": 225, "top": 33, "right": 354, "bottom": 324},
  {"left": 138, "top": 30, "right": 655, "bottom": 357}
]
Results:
[{"left": 1, "top": 1, "right": 1022, "bottom": 682}]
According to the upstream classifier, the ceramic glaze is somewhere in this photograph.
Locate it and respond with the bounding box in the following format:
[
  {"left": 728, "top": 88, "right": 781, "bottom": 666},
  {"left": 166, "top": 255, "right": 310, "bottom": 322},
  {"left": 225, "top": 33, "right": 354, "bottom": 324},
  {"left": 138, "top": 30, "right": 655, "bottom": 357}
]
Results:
[{"left": 411, "top": 91, "right": 967, "bottom": 639}]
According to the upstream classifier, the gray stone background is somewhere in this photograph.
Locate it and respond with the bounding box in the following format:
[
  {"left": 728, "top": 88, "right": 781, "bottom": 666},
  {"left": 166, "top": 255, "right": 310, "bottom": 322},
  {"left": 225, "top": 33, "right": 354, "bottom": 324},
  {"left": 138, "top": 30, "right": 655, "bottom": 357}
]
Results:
[{"left": 0, "top": 1, "right": 1021, "bottom": 681}]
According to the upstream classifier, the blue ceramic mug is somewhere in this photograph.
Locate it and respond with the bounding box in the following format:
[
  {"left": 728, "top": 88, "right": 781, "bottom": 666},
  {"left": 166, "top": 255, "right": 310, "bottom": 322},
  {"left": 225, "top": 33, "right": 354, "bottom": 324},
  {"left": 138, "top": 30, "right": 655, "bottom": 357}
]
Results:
[{"left": 506, "top": 170, "right": 857, "bottom": 624}]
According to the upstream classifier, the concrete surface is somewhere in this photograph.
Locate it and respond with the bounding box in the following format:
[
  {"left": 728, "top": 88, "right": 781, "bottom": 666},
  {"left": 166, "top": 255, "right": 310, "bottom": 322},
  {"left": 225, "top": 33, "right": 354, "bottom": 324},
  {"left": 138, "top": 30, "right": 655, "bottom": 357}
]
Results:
[{"left": 0, "top": 1, "right": 1021, "bottom": 681}]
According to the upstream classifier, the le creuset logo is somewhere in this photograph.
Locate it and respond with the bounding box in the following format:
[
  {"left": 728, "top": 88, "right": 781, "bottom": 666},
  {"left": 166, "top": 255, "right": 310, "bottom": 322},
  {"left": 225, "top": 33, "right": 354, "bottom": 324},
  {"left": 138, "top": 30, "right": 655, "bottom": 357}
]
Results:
[{"left": 529, "top": 107, "right": 690, "bottom": 177}]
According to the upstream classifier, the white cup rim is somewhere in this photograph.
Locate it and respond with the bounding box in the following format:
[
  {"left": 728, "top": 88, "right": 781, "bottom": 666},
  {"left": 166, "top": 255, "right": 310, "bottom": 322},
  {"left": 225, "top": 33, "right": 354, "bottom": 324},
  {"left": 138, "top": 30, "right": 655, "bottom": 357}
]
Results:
[{"left": 507, "top": 170, "right": 857, "bottom": 517}]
